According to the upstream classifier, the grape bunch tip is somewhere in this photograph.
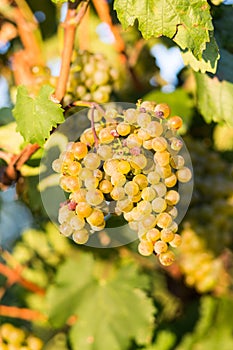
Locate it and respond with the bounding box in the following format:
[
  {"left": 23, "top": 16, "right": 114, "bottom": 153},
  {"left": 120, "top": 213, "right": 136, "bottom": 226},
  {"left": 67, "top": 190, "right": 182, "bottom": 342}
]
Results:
[{"left": 52, "top": 100, "right": 192, "bottom": 266}]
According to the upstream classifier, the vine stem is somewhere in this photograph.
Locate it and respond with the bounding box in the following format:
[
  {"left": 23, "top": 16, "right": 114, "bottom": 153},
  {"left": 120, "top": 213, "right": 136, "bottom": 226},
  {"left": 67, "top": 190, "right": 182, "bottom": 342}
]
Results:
[
  {"left": 0, "top": 262, "right": 46, "bottom": 296},
  {"left": 54, "top": 0, "right": 90, "bottom": 102},
  {"left": 0, "top": 305, "right": 47, "bottom": 321}
]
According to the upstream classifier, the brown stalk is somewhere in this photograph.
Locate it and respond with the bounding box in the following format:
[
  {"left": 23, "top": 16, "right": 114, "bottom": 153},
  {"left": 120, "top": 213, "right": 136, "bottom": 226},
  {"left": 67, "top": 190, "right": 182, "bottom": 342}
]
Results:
[{"left": 54, "top": 0, "right": 90, "bottom": 102}]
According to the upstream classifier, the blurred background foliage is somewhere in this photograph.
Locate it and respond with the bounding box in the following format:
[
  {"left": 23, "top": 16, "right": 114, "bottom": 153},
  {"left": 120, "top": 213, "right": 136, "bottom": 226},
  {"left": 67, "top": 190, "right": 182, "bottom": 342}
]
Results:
[{"left": 0, "top": 0, "right": 233, "bottom": 349}]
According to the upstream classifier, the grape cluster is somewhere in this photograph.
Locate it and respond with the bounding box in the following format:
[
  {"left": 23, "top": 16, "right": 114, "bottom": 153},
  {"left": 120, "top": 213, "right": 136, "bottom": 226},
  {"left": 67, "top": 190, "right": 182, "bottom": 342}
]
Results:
[
  {"left": 177, "top": 227, "right": 229, "bottom": 293},
  {"left": 175, "top": 137, "right": 233, "bottom": 292},
  {"left": 0, "top": 323, "right": 43, "bottom": 350},
  {"left": 65, "top": 50, "right": 118, "bottom": 104},
  {"left": 183, "top": 137, "right": 233, "bottom": 252},
  {"left": 52, "top": 101, "right": 192, "bottom": 266}
]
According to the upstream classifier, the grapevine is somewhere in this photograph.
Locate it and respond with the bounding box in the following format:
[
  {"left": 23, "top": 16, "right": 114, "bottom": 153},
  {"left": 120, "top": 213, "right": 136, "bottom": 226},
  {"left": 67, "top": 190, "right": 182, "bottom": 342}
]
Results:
[{"left": 52, "top": 100, "right": 192, "bottom": 266}]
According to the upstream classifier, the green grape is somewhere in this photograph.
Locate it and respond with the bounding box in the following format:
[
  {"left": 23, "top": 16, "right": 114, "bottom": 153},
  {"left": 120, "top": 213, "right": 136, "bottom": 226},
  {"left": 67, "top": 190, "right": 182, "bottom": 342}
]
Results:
[
  {"left": 152, "top": 197, "right": 167, "bottom": 213},
  {"left": 154, "top": 103, "right": 171, "bottom": 119},
  {"left": 72, "top": 229, "right": 89, "bottom": 244},
  {"left": 152, "top": 136, "right": 168, "bottom": 152},
  {"left": 65, "top": 50, "right": 118, "bottom": 104},
  {"left": 154, "top": 240, "right": 168, "bottom": 254},
  {"left": 158, "top": 250, "right": 175, "bottom": 266},
  {"left": 176, "top": 167, "right": 192, "bottom": 183},
  {"left": 83, "top": 153, "right": 101, "bottom": 170},
  {"left": 137, "top": 112, "right": 151, "bottom": 128},
  {"left": 86, "top": 189, "right": 104, "bottom": 206},
  {"left": 165, "top": 190, "right": 180, "bottom": 205},
  {"left": 138, "top": 240, "right": 154, "bottom": 256},
  {"left": 70, "top": 215, "right": 85, "bottom": 230},
  {"left": 59, "top": 222, "right": 73, "bottom": 237}
]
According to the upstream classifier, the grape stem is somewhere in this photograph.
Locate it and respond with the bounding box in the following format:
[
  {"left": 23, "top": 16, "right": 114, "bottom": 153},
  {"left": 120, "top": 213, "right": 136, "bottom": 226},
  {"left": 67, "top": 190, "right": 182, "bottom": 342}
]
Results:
[
  {"left": 73, "top": 100, "right": 106, "bottom": 114},
  {"left": 54, "top": 0, "right": 90, "bottom": 102},
  {"left": 91, "top": 106, "right": 99, "bottom": 148},
  {"left": 0, "top": 144, "right": 40, "bottom": 189},
  {"left": 0, "top": 305, "right": 47, "bottom": 322},
  {"left": 0, "top": 251, "right": 46, "bottom": 296}
]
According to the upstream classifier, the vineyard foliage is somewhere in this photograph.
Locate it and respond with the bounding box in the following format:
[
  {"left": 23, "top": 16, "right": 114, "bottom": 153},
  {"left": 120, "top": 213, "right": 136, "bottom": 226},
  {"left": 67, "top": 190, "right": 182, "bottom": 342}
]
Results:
[{"left": 0, "top": 1, "right": 233, "bottom": 350}]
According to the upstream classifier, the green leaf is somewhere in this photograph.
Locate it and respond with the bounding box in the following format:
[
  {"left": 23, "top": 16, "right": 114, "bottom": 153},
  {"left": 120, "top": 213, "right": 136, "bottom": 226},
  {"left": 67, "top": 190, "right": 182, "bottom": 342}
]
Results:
[
  {"left": 143, "top": 88, "right": 195, "bottom": 134},
  {"left": 195, "top": 72, "right": 233, "bottom": 126},
  {"left": 12, "top": 85, "right": 64, "bottom": 146},
  {"left": 176, "top": 296, "right": 233, "bottom": 350},
  {"left": 114, "top": 0, "right": 214, "bottom": 59},
  {"left": 213, "top": 124, "right": 233, "bottom": 151},
  {"left": 47, "top": 255, "right": 156, "bottom": 350},
  {"left": 181, "top": 32, "right": 219, "bottom": 73},
  {"left": 144, "top": 330, "right": 176, "bottom": 350}
]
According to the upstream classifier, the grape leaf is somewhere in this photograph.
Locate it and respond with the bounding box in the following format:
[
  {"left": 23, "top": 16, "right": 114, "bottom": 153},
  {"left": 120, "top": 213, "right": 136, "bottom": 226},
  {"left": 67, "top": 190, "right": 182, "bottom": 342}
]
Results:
[
  {"left": 195, "top": 72, "right": 233, "bottom": 126},
  {"left": 114, "top": 0, "right": 214, "bottom": 60},
  {"left": 12, "top": 85, "right": 64, "bottom": 146},
  {"left": 181, "top": 32, "right": 219, "bottom": 73},
  {"left": 47, "top": 254, "right": 156, "bottom": 350},
  {"left": 143, "top": 330, "right": 176, "bottom": 350},
  {"left": 176, "top": 297, "right": 233, "bottom": 350}
]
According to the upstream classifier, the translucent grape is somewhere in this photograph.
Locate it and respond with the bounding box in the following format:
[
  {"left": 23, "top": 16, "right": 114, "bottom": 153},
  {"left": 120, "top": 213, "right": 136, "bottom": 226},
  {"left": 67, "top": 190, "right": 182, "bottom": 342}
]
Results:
[
  {"left": 138, "top": 240, "right": 154, "bottom": 256},
  {"left": 146, "top": 228, "right": 161, "bottom": 242},
  {"left": 133, "top": 174, "right": 148, "bottom": 189},
  {"left": 157, "top": 212, "right": 172, "bottom": 229},
  {"left": 146, "top": 121, "right": 163, "bottom": 137},
  {"left": 86, "top": 189, "right": 104, "bottom": 206},
  {"left": 99, "top": 127, "right": 114, "bottom": 143},
  {"left": 72, "top": 142, "right": 88, "bottom": 159},
  {"left": 110, "top": 186, "right": 125, "bottom": 200},
  {"left": 72, "top": 229, "right": 89, "bottom": 244},
  {"left": 152, "top": 137, "right": 168, "bottom": 152},
  {"left": 70, "top": 215, "right": 85, "bottom": 230},
  {"left": 59, "top": 222, "right": 73, "bottom": 237},
  {"left": 86, "top": 209, "right": 105, "bottom": 226},
  {"left": 124, "top": 181, "right": 139, "bottom": 196},
  {"left": 83, "top": 153, "right": 101, "bottom": 170},
  {"left": 52, "top": 159, "right": 62, "bottom": 173},
  {"left": 117, "top": 160, "right": 131, "bottom": 174},
  {"left": 97, "top": 144, "right": 113, "bottom": 160},
  {"left": 152, "top": 197, "right": 167, "bottom": 213},
  {"left": 165, "top": 190, "right": 180, "bottom": 205},
  {"left": 158, "top": 251, "right": 175, "bottom": 266},
  {"left": 116, "top": 122, "right": 131, "bottom": 136},
  {"left": 141, "top": 187, "right": 156, "bottom": 201},
  {"left": 147, "top": 171, "right": 160, "bottom": 185},
  {"left": 176, "top": 167, "right": 192, "bottom": 183},
  {"left": 154, "top": 103, "right": 171, "bottom": 119},
  {"left": 154, "top": 240, "right": 168, "bottom": 254},
  {"left": 137, "top": 112, "right": 151, "bottom": 128},
  {"left": 99, "top": 179, "right": 113, "bottom": 194}
]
